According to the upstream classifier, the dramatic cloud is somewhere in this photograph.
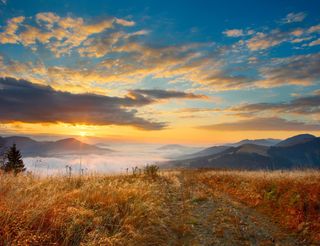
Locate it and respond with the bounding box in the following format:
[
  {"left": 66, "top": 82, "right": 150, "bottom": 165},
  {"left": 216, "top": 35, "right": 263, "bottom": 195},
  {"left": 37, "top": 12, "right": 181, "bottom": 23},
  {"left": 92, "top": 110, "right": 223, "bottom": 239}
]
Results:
[
  {"left": 281, "top": 12, "right": 306, "bottom": 24},
  {"left": 0, "top": 77, "right": 204, "bottom": 130},
  {"left": 223, "top": 29, "right": 244, "bottom": 37},
  {"left": 0, "top": 12, "right": 319, "bottom": 96},
  {"left": 200, "top": 117, "right": 320, "bottom": 131}
]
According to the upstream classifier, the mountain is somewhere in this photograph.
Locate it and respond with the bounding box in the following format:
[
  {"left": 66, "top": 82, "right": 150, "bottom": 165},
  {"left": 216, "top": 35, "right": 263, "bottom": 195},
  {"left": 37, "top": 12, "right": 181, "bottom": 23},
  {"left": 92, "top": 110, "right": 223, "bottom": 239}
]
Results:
[
  {"left": 0, "top": 136, "right": 113, "bottom": 157},
  {"left": 275, "top": 134, "right": 316, "bottom": 147},
  {"left": 175, "top": 145, "right": 230, "bottom": 160},
  {"left": 166, "top": 134, "right": 320, "bottom": 170},
  {"left": 229, "top": 138, "right": 281, "bottom": 147},
  {"left": 175, "top": 138, "right": 279, "bottom": 160}
]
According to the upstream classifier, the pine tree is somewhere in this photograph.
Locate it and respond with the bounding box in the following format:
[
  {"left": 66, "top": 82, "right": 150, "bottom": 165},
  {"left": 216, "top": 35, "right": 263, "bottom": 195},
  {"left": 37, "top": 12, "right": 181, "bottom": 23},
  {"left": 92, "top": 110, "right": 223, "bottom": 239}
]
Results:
[{"left": 2, "top": 144, "right": 26, "bottom": 174}]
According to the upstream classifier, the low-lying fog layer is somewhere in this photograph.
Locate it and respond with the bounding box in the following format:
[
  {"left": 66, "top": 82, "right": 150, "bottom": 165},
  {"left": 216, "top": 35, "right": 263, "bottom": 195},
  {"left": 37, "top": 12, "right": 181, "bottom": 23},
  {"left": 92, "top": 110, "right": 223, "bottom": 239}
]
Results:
[{"left": 24, "top": 143, "right": 201, "bottom": 175}]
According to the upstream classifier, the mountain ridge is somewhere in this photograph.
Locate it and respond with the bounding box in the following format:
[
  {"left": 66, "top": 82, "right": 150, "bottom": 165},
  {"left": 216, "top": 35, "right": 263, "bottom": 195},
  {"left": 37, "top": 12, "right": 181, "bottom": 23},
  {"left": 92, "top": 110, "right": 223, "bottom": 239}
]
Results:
[
  {"left": 166, "top": 134, "right": 320, "bottom": 170},
  {"left": 0, "top": 136, "right": 113, "bottom": 157}
]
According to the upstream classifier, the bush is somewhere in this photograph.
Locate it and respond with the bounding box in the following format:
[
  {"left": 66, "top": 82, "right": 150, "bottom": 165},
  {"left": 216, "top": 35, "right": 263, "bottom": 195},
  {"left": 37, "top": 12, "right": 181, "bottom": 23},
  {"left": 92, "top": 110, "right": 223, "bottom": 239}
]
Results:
[{"left": 144, "top": 164, "right": 159, "bottom": 179}]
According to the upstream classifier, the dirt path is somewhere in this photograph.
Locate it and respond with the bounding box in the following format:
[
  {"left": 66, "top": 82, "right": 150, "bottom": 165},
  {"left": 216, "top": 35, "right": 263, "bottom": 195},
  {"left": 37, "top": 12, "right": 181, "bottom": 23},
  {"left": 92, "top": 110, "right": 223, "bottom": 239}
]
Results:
[{"left": 175, "top": 172, "right": 303, "bottom": 246}]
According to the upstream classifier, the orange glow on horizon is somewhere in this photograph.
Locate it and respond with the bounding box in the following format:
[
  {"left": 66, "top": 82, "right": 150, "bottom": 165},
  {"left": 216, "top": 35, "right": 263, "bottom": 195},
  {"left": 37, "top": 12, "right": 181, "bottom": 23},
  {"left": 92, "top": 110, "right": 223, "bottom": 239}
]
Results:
[{"left": 1, "top": 121, "right": 319, "bottom": 145}]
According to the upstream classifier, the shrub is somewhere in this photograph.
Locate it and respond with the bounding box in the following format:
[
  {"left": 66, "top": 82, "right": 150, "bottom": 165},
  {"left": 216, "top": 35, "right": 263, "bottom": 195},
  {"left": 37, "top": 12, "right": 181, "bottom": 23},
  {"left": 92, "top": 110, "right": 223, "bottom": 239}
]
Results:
[{"left": 144, "top": 164, "right": 159, "bottom": 179}]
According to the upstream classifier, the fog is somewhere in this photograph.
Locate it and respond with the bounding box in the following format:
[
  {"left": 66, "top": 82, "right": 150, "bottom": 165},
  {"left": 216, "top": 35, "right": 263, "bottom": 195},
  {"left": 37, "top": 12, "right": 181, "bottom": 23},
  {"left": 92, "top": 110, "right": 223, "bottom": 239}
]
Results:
[{"left": 23, "top": 143, "right": 201, "bottom": 176}]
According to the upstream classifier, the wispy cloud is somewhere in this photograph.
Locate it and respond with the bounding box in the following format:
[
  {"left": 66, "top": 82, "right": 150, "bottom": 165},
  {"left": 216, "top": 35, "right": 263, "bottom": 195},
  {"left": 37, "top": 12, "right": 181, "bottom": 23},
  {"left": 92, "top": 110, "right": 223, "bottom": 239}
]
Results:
[
  {"left": 199, "top": 117, "right": 320, "bottom": 131},
  {"left": 257, "top": 53, "right": 320, "bottom": 87},
  {"left": 231, "top": 94, "right": 320, "bottom": 116},
  {"left": 281, "top": 12, "right": 307, "bottom": 24}
]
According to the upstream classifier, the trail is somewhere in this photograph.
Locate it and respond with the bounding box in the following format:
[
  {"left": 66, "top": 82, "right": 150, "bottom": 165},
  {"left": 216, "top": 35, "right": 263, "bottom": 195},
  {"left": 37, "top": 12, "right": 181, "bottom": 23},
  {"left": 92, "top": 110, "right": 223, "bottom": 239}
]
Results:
[{"left": 174, "top": 172, "right": 303, "bottom": 246}]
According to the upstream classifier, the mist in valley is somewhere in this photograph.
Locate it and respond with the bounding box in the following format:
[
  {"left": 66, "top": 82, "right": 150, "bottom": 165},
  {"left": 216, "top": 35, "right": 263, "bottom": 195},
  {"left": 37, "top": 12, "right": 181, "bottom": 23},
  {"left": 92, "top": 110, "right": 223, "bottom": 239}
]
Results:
[{"left": 23, "top": 143, "right": 201, "bottom": 175}]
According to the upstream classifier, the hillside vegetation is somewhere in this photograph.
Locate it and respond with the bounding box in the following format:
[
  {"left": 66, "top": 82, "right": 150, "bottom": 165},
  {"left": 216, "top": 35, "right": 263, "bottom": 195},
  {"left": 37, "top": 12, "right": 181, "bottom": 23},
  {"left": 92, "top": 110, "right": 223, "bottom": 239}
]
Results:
[{"left": 0, "top": 169, "right": 319, "bottom": 245}]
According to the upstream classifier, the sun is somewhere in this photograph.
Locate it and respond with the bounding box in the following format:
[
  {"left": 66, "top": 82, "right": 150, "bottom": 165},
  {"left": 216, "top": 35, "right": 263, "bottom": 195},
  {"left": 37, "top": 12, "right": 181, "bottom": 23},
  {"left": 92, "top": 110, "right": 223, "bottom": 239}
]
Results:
[{"left": 79, "top": 132, "right": 87, "bottom": 137}]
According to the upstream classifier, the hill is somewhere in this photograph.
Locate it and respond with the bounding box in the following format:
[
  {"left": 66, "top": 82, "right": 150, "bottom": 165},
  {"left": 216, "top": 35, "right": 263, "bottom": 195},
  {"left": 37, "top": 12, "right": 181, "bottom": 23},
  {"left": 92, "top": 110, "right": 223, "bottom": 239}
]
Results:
[
  {"left": 167, "top": 134, "right": 320, "bottom": 170},
  {"left": 0, "top": 170, "right": 318, "bottom": 244},
  {"left": 0, "top": 136, "right": 113, "bottom": 157},
  {"left": 229, "top": 138, "right": 281, "bottom": 147},
  {"left": 275, "top": 134, "right": 316, "bottom": 147},
  {"left": 175, "top": 138, "right": 280, "bottom": 160}
]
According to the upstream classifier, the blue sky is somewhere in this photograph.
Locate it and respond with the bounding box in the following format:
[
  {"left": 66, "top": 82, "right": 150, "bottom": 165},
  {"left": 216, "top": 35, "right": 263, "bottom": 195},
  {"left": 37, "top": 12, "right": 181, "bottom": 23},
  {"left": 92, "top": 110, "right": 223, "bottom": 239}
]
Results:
[{"left": 0, "top": 0, "right": 319, "bottom": 143}]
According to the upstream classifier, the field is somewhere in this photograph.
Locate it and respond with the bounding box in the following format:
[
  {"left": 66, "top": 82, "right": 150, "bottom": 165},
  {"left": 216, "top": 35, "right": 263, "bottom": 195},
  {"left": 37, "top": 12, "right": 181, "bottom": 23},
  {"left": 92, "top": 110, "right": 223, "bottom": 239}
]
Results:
[{"left": 0, "top": 169, "right": 319, "bottom": 245}]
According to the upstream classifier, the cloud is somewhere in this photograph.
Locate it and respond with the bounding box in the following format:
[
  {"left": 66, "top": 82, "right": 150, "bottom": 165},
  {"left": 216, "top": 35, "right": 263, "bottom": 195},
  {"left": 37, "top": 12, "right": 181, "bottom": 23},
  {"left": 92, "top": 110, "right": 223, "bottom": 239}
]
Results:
[
  {"left": 175, "top": 108, "right": 221, "bottom": 113},
  {"left": 128, "top": 89, "right": 208, "bottom": 100},
  {"left": 246, "top": 29, "right": 300, "bottom": 51},
  {"left": 308, "top": 24, "right": 320, "bottom": 33},
  {"left": 245, "top": 22, "right": 319, "bottom": 51},
  {"left": 0, "top": 13, "right": 134, "bottom": 57},
  {"left": 308, "top": 38, "right": 320, "bottom": 46},
  {"left": 114, "top": 18, "right": 135, "bottom": 27},
  {"left": 281, "top": 12, "right": 307, "bottom": 24},
  {"left": 199, "top": 117, "right": 320, "bottom": 131},
  {"left": 0, "top": 16, "right": 25, "bottom": 44},
  {"left": 0, "top": 12, "right": 319, "bottom": 93},
  {"left": 0, "top": 78, "right": 205, "bottom": 130},
  {"left": 223, "top": 29, "right": 244, "bottom": 37},
  {"left": 257, "top": 53, "right": 320, "bottom": 87},
  {"left": 231, "top": 94, "right": 320, "bottom": 115}
]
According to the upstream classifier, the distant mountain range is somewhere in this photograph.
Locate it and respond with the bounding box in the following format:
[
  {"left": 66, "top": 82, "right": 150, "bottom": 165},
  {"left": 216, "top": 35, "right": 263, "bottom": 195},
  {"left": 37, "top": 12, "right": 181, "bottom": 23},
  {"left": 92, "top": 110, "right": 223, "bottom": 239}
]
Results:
[
  {"left": 166, "top": 134, "right": 320, "bottom": 170},
  {"left": 0, "top": 136, "right": 113, "bottom": 157},
  {"left": 174, "top": 138, "right": 281, "bottom": 160},
  {"left": 228, "top": 138, "right": 281, "bottom": 147}
]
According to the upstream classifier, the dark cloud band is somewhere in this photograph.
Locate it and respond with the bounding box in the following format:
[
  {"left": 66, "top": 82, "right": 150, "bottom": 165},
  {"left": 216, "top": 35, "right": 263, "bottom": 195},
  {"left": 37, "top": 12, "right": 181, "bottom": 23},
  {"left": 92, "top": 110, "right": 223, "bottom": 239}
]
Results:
[{"left": 0, "top": 77, "right": 204, "bottom": 130}]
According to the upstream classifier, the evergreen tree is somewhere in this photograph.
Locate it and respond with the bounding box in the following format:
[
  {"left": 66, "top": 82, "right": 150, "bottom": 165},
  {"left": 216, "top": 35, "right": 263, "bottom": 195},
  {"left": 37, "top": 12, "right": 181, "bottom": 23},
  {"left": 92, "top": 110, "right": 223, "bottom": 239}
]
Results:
[
  {"left": 0, "top": 145, "right": 5, "bottom": 171},
  {"left": 2, "top": 144, "right": 26, "bottom": 174}
]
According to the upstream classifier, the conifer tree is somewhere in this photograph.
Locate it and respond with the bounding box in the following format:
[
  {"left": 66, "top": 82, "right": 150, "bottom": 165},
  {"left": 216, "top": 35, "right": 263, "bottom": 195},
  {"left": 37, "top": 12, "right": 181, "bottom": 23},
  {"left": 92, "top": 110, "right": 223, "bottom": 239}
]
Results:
[{"left": 1, "top": 144, "right": 26, "bottom": 174}]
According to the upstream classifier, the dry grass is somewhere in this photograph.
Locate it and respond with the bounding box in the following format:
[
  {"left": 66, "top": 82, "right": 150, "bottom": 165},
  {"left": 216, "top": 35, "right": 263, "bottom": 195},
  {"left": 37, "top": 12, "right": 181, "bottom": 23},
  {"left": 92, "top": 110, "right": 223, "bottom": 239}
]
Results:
[
  {"left": 1, "top": 169, "right": 319, "bottom": 245},
  {"left": 195, "top": 169, "right": 320, "bottom": 243},
  {"left": 0, "top": 172, "right": 184, "bottom": 245}
]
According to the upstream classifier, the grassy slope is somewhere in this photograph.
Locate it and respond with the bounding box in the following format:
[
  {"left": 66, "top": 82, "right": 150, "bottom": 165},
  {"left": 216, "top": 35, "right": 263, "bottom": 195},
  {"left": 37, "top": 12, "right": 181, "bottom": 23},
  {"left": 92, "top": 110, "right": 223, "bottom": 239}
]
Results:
[
  {"left": 0, "top": 169, "right": 319, "bottom": 245},
  {"left": 0, "top": 172, "right": 190, "bottom": 245},
  {"left": 195, "top": 170, "right": 320, "bottom": 243}
]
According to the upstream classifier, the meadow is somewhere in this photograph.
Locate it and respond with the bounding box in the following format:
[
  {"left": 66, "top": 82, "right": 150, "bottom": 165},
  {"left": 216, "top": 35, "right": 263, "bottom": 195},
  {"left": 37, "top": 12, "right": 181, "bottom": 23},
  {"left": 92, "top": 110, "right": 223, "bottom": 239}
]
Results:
[{"left": 0, "top": 169, "right": 319, "bottom": 245}]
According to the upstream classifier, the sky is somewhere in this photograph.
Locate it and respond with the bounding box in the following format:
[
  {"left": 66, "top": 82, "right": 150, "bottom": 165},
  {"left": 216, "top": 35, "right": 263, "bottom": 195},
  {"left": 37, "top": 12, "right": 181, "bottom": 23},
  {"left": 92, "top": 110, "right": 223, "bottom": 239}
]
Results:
[{"left": 0, "top": 0, "right": 319, "bottom": 144}]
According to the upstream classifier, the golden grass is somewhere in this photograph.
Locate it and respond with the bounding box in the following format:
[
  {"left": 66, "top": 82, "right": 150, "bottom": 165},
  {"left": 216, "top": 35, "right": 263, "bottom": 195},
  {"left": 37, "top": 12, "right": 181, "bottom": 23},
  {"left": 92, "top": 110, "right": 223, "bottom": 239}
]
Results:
[
  {"left": 195, "top": 169, "right": 320, "bottom": 243},
  {"left": 0, "top": 172, "right": 186, "bottom": 245},
  {"left": 1, "top": 169, "right": 319, "bottom": 245}
]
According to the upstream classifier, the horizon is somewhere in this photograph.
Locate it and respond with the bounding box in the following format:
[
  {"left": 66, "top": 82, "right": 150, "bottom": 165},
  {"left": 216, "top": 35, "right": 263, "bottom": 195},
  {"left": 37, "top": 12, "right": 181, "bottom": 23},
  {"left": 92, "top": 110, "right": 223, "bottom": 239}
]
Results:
[
  {"left": 0, "top": 0, "right": 320, "bottom": 144},
  {"left": 1, "top": 132, "right": 319, "bottom": 147}
]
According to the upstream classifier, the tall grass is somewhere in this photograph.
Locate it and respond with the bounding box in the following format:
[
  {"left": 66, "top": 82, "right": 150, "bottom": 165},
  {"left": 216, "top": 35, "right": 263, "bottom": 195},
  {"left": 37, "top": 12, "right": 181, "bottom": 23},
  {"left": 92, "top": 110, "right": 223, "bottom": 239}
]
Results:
[
  {"left": 0, "top": 172, "right": 181, "bottom": 245},
  {"left": 1, "top": 169, "right": 319, "bottom": 244}
]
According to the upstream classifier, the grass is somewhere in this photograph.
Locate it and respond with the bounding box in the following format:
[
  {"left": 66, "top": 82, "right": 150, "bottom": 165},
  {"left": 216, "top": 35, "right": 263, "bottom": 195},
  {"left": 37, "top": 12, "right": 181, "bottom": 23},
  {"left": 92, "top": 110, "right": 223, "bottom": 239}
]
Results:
[
  {"left": 195, "top": 169, "right": 320, "bottom": 243},
  {"left": 0, "top": 171, "right": 188, "bottom": 245},
  {"left": 0, "top": 169, "right": 319, "bottom": 244}
]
